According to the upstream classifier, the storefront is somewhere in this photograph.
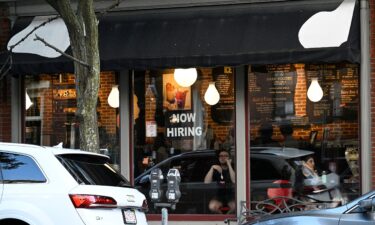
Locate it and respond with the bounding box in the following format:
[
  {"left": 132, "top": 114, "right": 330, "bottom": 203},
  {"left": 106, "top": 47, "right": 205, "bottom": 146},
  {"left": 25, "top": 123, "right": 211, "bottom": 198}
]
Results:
[{"left": 0, "top": 0, "right": 373, "bottom": 224}]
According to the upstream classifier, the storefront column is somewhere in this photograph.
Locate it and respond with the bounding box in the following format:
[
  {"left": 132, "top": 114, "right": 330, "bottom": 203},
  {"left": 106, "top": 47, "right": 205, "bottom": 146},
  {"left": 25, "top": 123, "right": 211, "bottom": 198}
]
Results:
[
  {"left": 235, "top": 66, "right": 248, "bottom": 217},
  {"left": 11, "top": 76, "right": 21, "bottom": 143},
  {"left": 360, "top": 0, "right": 371, "bottom": 193},
  {"left": 119, "top": 70, "right": 131, "bottom": 180}
]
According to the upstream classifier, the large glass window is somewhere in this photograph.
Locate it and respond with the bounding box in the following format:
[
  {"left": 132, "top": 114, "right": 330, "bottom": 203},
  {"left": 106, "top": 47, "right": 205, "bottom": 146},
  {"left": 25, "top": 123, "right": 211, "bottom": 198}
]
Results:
[
  {"left": 132, "top": 67, "right": 236, "bottom": 214},
  {"left": 248, "top": 63, "right": 360, "bottom": 208},
  {"left": 24, "top": 72, "right": 120, "bottom": 169}
]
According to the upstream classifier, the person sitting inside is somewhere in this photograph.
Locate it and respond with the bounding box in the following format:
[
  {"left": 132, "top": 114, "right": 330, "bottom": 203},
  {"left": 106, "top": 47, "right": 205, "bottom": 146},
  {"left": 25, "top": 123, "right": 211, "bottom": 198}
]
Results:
[
  {"left": 279, "top": 123, "right": 299, "bottom": 148},
  {"left": 204, "top": 149, "right": 235, "bottom": 214},
  {"left": 252, "top": 123, "right": 280, "bottom": 147},
  {"left": 296, "top": 155, "right": 341, "bottom": 205}
]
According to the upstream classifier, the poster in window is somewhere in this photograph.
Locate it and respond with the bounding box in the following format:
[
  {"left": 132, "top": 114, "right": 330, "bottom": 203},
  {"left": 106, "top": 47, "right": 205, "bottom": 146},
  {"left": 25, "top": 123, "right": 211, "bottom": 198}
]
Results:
[
  {"left": 162, "top": 73, "right": 192, "bottom": 111},
  {"left": 211, "top": 67, "right": 235, "bottom": 124},
  {"left": 306, "top": 64, "right": 358, "bottom": 123},
  {"left": 248, "top": 65, "right": 297, "bottom": 123},
  {"left": 146, "top": 121, "right": 157, "bottom": 137}
]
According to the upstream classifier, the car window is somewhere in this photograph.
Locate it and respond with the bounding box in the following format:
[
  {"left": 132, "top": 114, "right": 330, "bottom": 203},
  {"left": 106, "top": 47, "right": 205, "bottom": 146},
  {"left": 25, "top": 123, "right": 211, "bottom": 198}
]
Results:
[
  {"left": 0, "top": 152, "right": 46, "bottom": 183},
  {"left": 251, "top": 157, "right": 280, "bottom": 180},
  {"left": 56, "top": 154, "right": 130, "bottom": 187}
]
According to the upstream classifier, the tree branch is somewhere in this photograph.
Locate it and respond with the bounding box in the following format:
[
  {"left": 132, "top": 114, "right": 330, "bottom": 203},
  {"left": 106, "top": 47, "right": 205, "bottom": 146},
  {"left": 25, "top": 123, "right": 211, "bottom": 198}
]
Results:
[
  {"left": 0, "top": 53, "right": 12, "bottom": 80},
  {"left": 34, "top": 34, "right": 90, "bottom": 68},
  {"left": 8, "top": 16, "right": 59, "bottom": 52},
  {"left": 97, "top": 0, "right": 123, "bottom": 20}
]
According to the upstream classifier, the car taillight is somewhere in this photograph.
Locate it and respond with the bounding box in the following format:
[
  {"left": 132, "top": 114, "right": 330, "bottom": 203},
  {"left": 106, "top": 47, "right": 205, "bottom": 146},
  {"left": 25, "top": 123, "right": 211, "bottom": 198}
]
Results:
[
  {"left": 69, "top": 194, "right": 117, "bottom": 208},
  {"left": 142, "top": 199, "right": 148, "bottom": 212}
]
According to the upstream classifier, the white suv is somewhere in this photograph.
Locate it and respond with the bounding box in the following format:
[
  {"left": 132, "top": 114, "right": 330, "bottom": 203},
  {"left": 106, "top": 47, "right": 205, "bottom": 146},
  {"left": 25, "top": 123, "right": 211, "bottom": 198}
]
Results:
[{"left": 0, "top": 142, "right": 148, "bottom": 225}]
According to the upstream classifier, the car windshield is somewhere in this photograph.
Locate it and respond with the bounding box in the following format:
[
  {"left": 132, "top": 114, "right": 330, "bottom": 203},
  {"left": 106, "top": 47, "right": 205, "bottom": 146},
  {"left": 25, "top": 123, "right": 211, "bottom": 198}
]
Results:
[{"left": 56, "top": 154, "right": 130, "bottom": 187}]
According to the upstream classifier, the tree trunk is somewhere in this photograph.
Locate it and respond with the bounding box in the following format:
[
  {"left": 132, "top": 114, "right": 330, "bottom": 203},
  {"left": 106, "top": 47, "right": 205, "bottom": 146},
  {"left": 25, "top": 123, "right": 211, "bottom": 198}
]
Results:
[{"left": 46, "top": 0, "right": 100, "bottom": 153}]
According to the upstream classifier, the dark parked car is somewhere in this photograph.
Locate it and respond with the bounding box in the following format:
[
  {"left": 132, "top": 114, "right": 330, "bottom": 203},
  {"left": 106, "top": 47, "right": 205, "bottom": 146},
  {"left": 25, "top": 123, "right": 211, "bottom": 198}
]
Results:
[
  {"left": 244, "top": 189, "right": 375, "bottom": 225},
  {"left": 134, "top": 147, "right": 314, "bottom": 214}
]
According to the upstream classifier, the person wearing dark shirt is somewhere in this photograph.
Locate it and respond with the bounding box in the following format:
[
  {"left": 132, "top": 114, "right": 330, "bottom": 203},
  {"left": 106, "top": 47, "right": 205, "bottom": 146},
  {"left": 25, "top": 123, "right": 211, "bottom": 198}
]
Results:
[
  {"left": 204, "top": 149, "right": 235, "bottom": 214},
  {"left": 252, "top": 123, "right": 280, "bottom": 147}
]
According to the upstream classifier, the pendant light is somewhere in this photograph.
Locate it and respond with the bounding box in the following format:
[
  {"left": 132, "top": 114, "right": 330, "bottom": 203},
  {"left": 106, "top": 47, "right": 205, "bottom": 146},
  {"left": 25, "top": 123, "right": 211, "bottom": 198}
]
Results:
[
  {"left": 174, "top": 68, "right": 197, "bottom": 87},
  {"left": 25, "top": 90, "right": 33, "bottom": 110},
  {"left": 204, "top": 82, "right": 220, "bottom": 105},
  {"left": 307, "top": 78, "right": 323, "bottom": 102},
  {"left": 108, "top": 85, "right": 119, "bottom": 108}
]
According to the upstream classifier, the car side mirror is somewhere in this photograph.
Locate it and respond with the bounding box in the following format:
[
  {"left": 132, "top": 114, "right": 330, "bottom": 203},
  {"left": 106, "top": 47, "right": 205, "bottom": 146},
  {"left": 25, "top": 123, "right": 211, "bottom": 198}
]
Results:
[{"left": 358, "top": 198, "right": 375, "bottom": 212}]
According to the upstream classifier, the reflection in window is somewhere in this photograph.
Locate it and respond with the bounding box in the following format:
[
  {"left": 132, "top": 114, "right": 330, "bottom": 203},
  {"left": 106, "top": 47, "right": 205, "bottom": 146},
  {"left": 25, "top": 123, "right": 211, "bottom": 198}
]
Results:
[
  {"left": 248, "top": 63, "right": 360, "bottom": 209},
  {"left": 0, "top": 152, "right": 46, "bottom": 183},
  {"left": 24, "top": 72, "right": 120, "bottom": 169},
  {"left": 132, "top": 68, "right": 236, "bottom": 214}
]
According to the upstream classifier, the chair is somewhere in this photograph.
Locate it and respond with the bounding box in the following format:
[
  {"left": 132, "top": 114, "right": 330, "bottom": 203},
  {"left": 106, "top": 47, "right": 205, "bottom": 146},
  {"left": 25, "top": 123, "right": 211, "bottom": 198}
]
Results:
[{"left": 267, "top": 180, "right": 293, "bottom": 206}]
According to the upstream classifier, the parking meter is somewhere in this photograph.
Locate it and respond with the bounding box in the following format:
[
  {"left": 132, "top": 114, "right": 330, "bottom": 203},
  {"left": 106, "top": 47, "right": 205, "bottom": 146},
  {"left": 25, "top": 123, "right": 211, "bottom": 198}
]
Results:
[
  {"left": 165, "top": 169, "right": 181, "bottom": 203},
  {"left": 149, "top": 168, "right": 163, "bottom": 202}
]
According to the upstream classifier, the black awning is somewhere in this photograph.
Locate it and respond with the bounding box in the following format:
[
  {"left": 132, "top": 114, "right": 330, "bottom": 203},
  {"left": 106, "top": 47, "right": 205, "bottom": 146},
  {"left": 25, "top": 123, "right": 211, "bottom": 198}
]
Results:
[{"left": 3, "top": 0, "right": 360, "bottom": 75}]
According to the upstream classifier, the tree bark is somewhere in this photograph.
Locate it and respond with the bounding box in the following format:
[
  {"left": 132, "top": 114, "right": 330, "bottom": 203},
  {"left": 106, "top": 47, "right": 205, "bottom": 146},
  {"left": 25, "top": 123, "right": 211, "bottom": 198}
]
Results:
[{"left": 46, "top": 0, "right": 100, "bottom": 153}]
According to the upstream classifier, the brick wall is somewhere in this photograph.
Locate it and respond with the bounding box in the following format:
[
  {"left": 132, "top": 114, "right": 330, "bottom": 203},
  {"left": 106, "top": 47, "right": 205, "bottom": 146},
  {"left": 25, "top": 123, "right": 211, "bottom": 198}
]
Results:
[
  {"left": 0, "top": 3, "right": 11, "bottom": 142},
  {"left": 30, "top": 72, "right": 117, "bottom": 146},
  {"left": 249, "top": 63, "right": 359, "bottom": 144},
  {"left": 0, "top": 3, "right": 9, "bottom": 50},
  {"left": 370, "top": 0, "right": 375, "bottom": 188}
]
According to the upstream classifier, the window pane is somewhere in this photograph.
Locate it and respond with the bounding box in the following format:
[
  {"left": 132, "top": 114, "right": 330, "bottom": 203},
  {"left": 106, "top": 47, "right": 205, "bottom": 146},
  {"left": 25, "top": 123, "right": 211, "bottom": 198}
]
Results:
[
  {"left": 0, "top": 152, "right": 46, "bottom": 183},
  {"left": 248, "top": 63, "right": 360, "bottom": 209},
  {"left": 56, "top": 154, "right": 130, "bottom": 187},
  {"left": 132, "top": 68, "right": 236, "bottom": 214},
  {"left": 24, "top": 73, "right": 120, "bottom": 169}
]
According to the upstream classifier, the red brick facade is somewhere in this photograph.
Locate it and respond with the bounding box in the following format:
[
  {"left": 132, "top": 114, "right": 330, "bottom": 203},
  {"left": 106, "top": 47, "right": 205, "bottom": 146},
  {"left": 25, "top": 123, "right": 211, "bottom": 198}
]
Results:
[
  {"left": 0, "top": 3, "right": 11, "bottom": 142},
  {"left": 0, "top": 1, "right": 374, "bottom": 187}
]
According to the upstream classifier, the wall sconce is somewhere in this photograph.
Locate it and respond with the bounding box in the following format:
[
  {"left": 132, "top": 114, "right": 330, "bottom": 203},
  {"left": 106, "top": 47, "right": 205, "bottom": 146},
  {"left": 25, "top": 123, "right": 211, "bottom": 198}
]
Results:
[
  {"left": 174, "top": 68, "right": 197, "bottom": 87},
  {"left": 25, "top": 90, "right": 33, "bottom": 110},
  {"left": 108, "top": 85, "right": 119, "bottom": 108},
  {"left": 204, "top": 82, "right": 220, "bottom": 105},
  {"left": 307, "top": 78, "right": 323, "bottom": 102}
]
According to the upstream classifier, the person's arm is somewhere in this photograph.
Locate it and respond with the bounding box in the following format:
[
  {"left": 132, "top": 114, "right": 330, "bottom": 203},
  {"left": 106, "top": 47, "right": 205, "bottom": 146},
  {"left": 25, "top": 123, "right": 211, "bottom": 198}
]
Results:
[
  {"left": 204, "top": 167, "right": 214, "bottom": 183},
  {"left": 227, "top": 159, "right": 235, "bottom": 183},
  {"left": 204, "top": 165, "right": 221, "bottom": 183}
]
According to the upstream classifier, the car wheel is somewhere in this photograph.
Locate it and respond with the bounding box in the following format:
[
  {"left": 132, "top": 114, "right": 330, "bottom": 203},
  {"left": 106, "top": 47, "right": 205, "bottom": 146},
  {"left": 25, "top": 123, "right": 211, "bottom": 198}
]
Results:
[{"left": 0, "top": 219, "right": 29, "bottom": 225}]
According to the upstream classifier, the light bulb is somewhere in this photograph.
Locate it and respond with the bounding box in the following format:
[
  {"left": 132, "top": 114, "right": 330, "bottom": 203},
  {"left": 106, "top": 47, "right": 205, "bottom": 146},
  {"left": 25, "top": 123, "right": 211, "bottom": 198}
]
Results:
[
  {"left": 174, "top": 68, "right": 197, "bottom": 87},
  {"left": 307, "top": 78, "right": 323, "bottom": 102},
  {"left": 108, "top": 85, "right": 119, "bottom": 108},
  {"left": 25, "top": 91, "right": 33, "bottom": 110},
  {"left": 204, "top": 82, "right": 220, "bottom": 105}
]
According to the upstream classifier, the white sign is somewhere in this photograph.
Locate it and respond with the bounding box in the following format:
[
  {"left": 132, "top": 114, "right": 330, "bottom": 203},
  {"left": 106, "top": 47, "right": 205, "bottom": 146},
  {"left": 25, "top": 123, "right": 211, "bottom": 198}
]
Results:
[
  {"left": 166, "top": 112, "right": 202, "bottom": 138},
  {"left": 146, "top": 121, "right": 157, "bottom": 137}
]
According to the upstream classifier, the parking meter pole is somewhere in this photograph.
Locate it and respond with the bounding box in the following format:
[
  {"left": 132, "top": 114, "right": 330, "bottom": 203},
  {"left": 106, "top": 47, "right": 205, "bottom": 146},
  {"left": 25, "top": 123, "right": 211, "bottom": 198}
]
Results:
[{"left": 161, "top": 207, "right": 168, "bottom": 225}]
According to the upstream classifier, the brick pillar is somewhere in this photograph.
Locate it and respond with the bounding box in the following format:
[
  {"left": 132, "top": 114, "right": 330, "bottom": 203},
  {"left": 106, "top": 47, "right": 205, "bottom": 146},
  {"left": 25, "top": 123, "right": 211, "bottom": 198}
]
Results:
[{"left": 0, "top": 3, "right": 11, "bottom": 142}]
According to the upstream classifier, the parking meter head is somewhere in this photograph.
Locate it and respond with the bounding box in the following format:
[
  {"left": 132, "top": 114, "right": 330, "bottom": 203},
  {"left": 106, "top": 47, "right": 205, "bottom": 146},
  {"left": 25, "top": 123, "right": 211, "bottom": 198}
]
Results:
[
  {"left": 149, "top": 168, "right": 163, "bottom": 202},
  {"left": 166, "top": 169, "right": 181, "bottom": 203},
  {"left": 167, "top": 168, "right": 181, "bottom": 182}
]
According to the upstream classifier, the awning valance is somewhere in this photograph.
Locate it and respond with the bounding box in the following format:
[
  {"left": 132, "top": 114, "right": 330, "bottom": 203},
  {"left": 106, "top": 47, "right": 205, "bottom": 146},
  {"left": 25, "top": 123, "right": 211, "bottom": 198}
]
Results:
[{"left": 2, "top": 0, "right": 360, "bottom": 75}]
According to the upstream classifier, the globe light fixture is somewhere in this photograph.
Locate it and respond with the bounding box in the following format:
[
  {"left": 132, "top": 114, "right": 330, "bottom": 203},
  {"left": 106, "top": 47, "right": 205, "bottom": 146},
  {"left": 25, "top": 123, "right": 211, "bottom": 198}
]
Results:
[
  {"left": 25, "top": 90, "right": 33, "bottom": 110},
  {"left": 204, "top": 82, "right": 220, "bottom": 105},
  {"left": 108, "top": 85, "right": 119, "bottom": 108},
  {"left": 307, "top": 78, "right": 323, "bottom": 102},
  {"left": 174, "top": 68, "right": 197, "bottom": 87}
]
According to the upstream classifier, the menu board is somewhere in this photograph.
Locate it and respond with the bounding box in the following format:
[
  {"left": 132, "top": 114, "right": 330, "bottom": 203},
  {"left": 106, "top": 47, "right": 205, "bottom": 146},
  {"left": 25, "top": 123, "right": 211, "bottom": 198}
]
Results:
[
  {"left": 306, "top": 64, "right": 358, "bottom": 122},
  {"left": 248, "top": 65, "right": 297, "bottom": 123},
  {"left": 211, "top": 67, "right": 235, "bottom": 124}
]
